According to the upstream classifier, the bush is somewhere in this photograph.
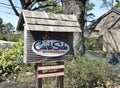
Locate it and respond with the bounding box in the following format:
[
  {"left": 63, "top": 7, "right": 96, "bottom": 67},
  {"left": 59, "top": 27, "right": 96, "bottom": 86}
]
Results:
[
  {"left": 64, "top": 55, "right": 117, "bottom": 88},
  {"left": 0, "top": 39, "right": 24, "bottom": 81},
  {"left": 85, "top": 37, "right": 103, "bottom": 51},
  {"left": 0, "top": 34, "right": 21, "bottom": 42},
  {"left": 0, "top": 38, "right": 118, "bottom": 88}
]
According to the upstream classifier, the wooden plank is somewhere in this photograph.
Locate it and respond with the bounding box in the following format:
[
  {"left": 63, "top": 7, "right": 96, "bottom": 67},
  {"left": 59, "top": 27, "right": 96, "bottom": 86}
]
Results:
[
  {"left": 26, "top": 55, "right": 73, "bottom": 63},
  {"left": 26, "top": 18, "right": 80, "bottom": 27},
  {"left": 23, "top": 10, "right": 78, "bottom": 21},
  {"left": 37, "top": 65, "right": 64, "bottom": 70},
  {"left": 17, "top": 10, "right": 79, "bottom": 31},
  {"left": 28, "top": 25, "right": 81, "bottom": 32},
  {"left": 37, "top": 72, "right": 64, "bottom": 78},
  {"left": 23, "top": 27, "right": 28, "bottom": 63}
]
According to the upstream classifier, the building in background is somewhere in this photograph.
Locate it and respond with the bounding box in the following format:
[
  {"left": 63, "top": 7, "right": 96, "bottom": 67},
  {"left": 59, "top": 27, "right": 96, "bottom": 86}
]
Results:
[{"left": 87, "top": 8, "right": 120, "bottom": 53}]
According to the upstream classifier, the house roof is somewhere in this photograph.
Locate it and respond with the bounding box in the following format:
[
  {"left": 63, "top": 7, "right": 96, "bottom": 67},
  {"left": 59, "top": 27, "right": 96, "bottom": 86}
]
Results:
[
  {"left": 16, "top": 10, "right": 81, "bottom": 32},
  {"left": 87, "top": 8, "right": 120, "bottom": 30}
]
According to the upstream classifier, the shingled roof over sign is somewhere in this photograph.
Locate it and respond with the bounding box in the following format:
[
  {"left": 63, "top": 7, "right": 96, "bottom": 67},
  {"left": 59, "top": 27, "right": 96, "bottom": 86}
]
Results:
[{"left": 16, "top": 10, "right": 81, "bottom": 32}]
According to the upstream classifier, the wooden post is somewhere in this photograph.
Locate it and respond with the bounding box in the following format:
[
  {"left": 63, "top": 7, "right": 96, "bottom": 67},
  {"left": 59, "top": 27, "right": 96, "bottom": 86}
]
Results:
[
  {"left": 35, "top": 63, "right": 42, "bottom": 88},
  {"left": 57, "top": 62, "right": 64, "bottom": 88},
  {"left": 35, "top": 62, "right": 64, "bottom": 88}
]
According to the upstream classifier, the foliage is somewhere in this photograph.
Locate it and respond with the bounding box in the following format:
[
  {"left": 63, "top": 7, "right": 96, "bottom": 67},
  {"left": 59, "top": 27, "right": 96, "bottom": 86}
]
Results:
[
  {"left": 101, "top": 0, "right": 120, "bottom": 9},
  {"left": 38, "top": 0, "right": 62, "bottom": 13},
  {"left": 3, "top": 22, "right": 15, "bottom": 34},
  {"left": 8, "top": 0, "right": 61, "bottom": 17},
  {"left": 113, "top": 1, "right": 120, "bottom": 8},
  {"left": 0, "top": 39, "right": 24, "bottom": 81},
  {"left": 0, "top": 39, "right": 118, "bottom": 87},
  {"left": 85, "top": 37, "right": 103, "bottom": 51},
  {"left": 0, "top": 34, "right": 21, "bottom": 42},
  {"left": 64, "top": 55, "right": 117, "bottom": 88},
  {"left": 0, "top": 18, "right": 4, "bottom": 34},
  {"left": 0, "top": 18, "right": 15, "bottom": 35},
  {"left": 86, "top": 1, "right": 96, "bottom": 11}
]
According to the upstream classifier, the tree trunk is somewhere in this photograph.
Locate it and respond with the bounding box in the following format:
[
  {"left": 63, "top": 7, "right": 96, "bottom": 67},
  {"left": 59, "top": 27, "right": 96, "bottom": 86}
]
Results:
[{"left": 62, "top": 0, "right": 87, "bottom": 55}]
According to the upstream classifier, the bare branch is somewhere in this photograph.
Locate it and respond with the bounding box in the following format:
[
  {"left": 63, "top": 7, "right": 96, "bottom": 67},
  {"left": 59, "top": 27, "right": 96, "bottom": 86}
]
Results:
[
  {"left": 32, "top": 5, "right": 52, "bottom": 10},
  {"left": 25, "top": 0, "right": 47, "bottom": 10},
  {"left": 27, "top": 0, "right": 36, "bottom": 10},
  {"left": 32, "top": 1, "right": 57, "bottom": 11},
  {"left": 19, "top": 0, "right": 26, "bottom": 8},
  {"left": 8, "top": 0, "right": 20, "bottom": 16}
]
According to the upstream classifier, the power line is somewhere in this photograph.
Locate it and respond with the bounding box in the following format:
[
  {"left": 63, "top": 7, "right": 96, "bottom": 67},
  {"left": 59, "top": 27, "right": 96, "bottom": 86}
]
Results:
[
  {"left": 0, "top": 5, "right": 21, "bottom": 10},
  {"left": 0, "top": 10, "right": 16, "bottom": 16},
  {"left": 0, "top": 1, "right": 21, "bottom": 15},
  {"left": 0, "top": 2, "right": 21, "bottom": 9},
  {"left": 0, "top": 5, "right": 14, "bottom": 9}
]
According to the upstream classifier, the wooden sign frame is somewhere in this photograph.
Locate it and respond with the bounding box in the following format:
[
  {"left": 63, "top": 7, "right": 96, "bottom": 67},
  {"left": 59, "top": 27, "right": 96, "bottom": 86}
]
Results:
[
  {"left": 16, "top": 10, "right": 81, "bottom": 88},
  {"left": 16, "top": 10, "right": 81, "bottom": 63},
  {"left": 35, "top": 62, "right": 64, "bottom": 88}
]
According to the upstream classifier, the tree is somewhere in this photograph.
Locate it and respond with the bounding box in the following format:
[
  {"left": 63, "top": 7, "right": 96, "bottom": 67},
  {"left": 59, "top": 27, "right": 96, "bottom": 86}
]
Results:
[
  {"left": 101, "top": 0, "right": 120, "bottom": 9},
  {"left": 62, "top": 0, "right": 87, "bottom": 55},
  {"left": 38, "top": 0, "right": 62, "bottom": 13},
  {"left": 4, "top": 22, "right": 15, "bottom": 34},
  {"left": 86, "top": 1, "right": 96, "bottom": 11},
  {"left": 8, "top": 0, "right": 59, "bottom": 17},
  {"left": 0, "top": 19, "right": 15, "bottom": 34},
  {"left": 4, "top": 22, "right": 15, "bottom": 41},
  {"left": 0, "top": 18, "right": 5, "bottom": 34},
  {"left": 113, "top": 0, "right": 120, "bottom": 8},
  {"left": 86, "top": 1, "right": 96, "bottom": 23}
]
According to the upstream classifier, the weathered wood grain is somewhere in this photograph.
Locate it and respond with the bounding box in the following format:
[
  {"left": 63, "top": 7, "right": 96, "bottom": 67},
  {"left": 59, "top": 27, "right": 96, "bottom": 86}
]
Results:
[
  {"left": 37, "top": 65, "right": 64, "bottom": 70},
  {"left": 25, "top": 18, "right": 79, "bottom": 27},
  {"left": 23, "top": 10, "right": 78, "bottom": 21},
  {"left": 37, "top": 72, "right": 64, "bottom": 78},
  {"left": 28, "top": 25, "right": 81, "bottom": 32}
]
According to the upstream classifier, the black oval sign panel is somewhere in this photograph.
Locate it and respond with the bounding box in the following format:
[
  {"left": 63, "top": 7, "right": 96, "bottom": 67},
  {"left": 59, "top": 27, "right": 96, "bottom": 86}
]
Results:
[{"left": 32, "top": 40, "right": 70, "bottom": 57}]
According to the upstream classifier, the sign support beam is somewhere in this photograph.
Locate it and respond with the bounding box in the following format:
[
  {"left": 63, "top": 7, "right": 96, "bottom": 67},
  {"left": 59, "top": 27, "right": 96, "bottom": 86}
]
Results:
[
  {"left": 35, "top": 62, "right": 64, "bottom": 88},
  {"left": 35, "top": 63, "right": 42, "bottom": 88},
  {"left": 57, "top": 62, "right": 64, "bottom": 88}
]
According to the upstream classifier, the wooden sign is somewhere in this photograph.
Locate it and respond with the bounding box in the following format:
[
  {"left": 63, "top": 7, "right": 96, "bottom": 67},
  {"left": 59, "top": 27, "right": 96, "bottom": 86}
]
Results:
[
  {"left": 16, "top": 10, "right": 81, "bottom": 63},
  {"left": 16, "top": 10, "right": 81, "bottom": 88},
  {"left": 35, "top": 62, "right": 64, "bottom": 88}
]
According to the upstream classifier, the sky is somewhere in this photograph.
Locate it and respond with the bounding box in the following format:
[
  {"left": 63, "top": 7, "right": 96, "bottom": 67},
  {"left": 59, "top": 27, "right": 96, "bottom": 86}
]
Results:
[
  {"left": 0, "top": 0, "right": 111, "bottom": 29},
  {"left": 0, "top": 0, "right": 20, "bottom": 28}
]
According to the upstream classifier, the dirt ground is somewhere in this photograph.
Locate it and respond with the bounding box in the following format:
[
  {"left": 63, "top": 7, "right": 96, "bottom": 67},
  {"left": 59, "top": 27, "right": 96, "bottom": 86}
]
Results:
[{"left": 0, "top": 82, "right": 35, "bottom": 88}]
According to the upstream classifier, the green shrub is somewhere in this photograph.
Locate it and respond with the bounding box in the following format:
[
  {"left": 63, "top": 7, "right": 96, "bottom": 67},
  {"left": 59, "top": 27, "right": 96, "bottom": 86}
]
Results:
[
  {"left": 0, "top": 34, "right": 21, "bottom": 42},
  {"left": 0, "top": 39, "right": 24, "bottom": 81},
  {"left": 0, "top": 38, "right": 118, "bottom": 88},
  {"left": 85, "top": 37, "right": 103, "bottom": 51},
  {"left": 64, "top": 55, "right": 116, "bottom": 88}
]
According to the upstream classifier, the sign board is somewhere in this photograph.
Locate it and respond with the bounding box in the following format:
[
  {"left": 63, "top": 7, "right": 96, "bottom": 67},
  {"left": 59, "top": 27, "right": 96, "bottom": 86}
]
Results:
[
  {"left": 16, "top": 10, "right": 81, "bottom": 63},
  {"left": 32, "top": 40, "right": 70, "bottom": 57}
]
